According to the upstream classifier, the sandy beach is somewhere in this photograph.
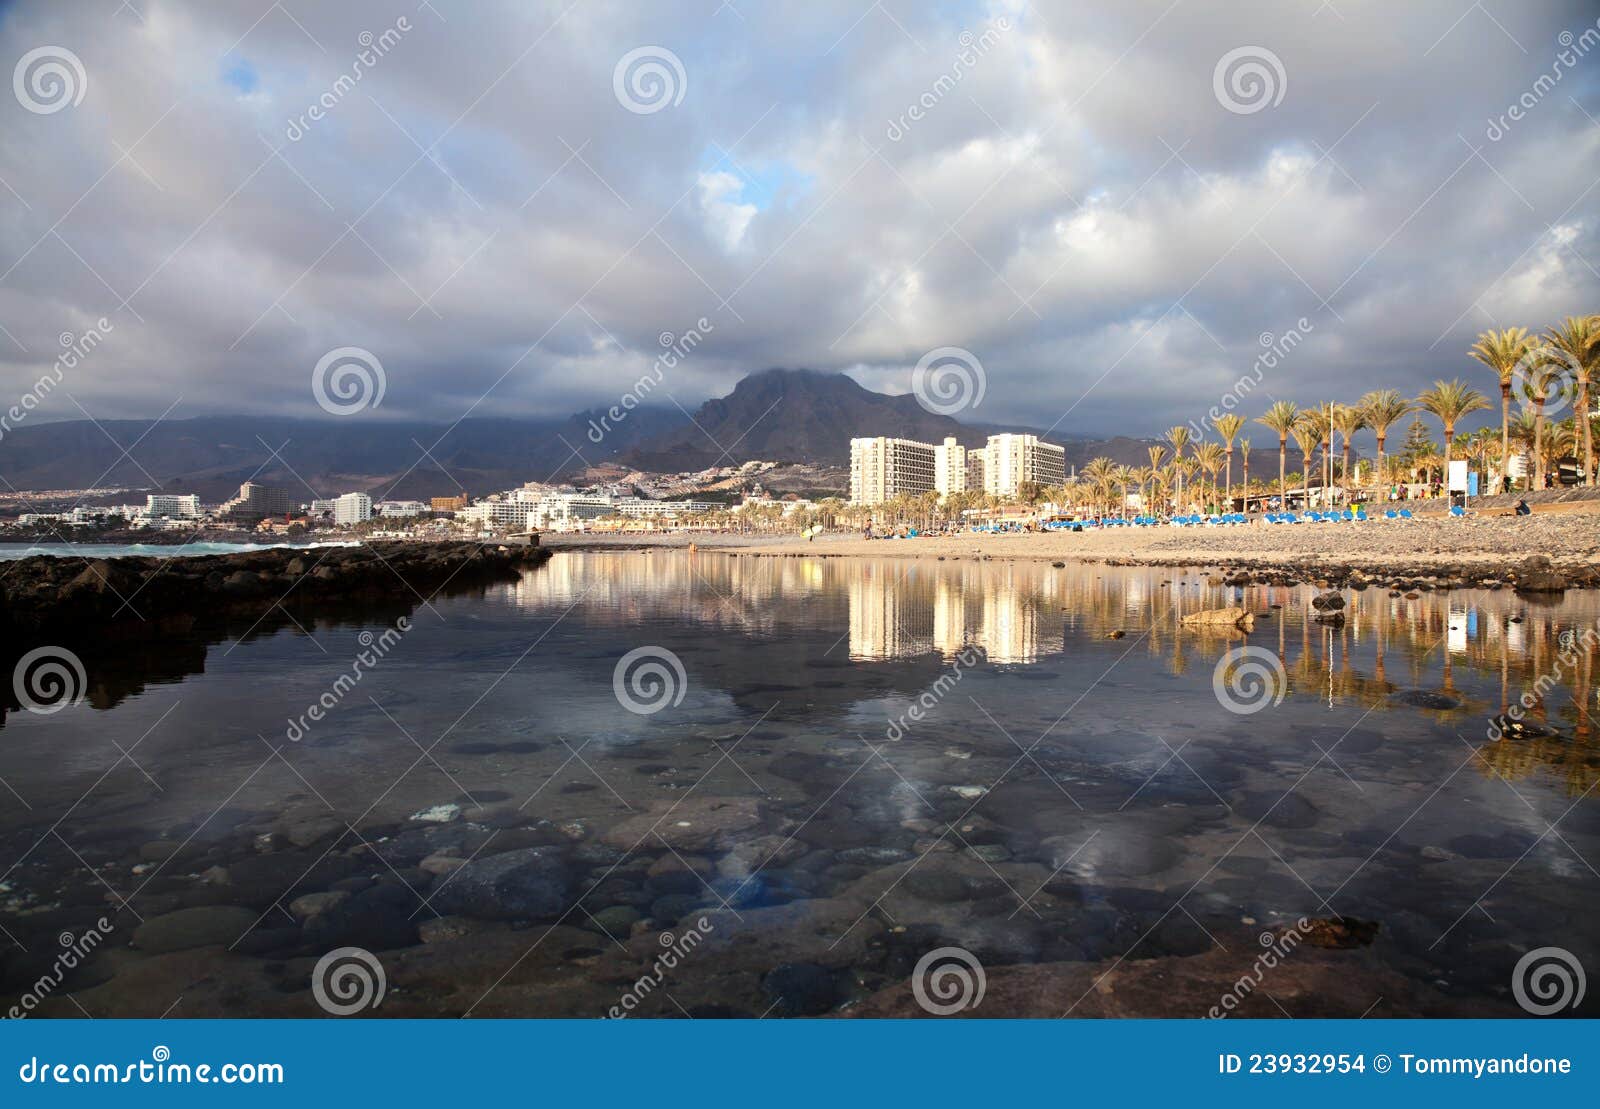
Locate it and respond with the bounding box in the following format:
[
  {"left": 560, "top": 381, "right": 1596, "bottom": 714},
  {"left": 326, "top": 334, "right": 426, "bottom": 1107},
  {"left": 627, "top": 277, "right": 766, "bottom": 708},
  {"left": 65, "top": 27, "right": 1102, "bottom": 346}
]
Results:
[{"left": 544, "top": 499, "right": 1600, "bottom": 584}]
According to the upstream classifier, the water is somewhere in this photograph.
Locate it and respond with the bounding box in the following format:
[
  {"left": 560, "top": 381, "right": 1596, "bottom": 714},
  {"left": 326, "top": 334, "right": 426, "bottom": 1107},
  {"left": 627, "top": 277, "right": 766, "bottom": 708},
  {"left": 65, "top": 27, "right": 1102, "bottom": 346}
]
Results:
[
  {"left": 2, "top": 551, "right": 1597, "bottom": 1017},
  {"left": 0, "top": 541, "right": 359, "bottom": 561}
]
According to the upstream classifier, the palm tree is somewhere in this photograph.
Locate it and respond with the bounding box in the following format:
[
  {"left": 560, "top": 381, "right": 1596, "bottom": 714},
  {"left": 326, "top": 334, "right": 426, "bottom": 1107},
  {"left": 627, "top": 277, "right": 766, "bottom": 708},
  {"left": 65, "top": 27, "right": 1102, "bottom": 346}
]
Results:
[
  {"left": 1358, "top": 389, "right": 1411, "bottom": 499},
  {"left": 1082, "top": 457, "right": 1118, "bottom": 518},
  {"left": 1415, "top": 378, "right": 1491, "bottom": 474},
  {"left": 1213, "top": 413, "right": 1245, "bottom": 509},
  {"left": 1469, "top": 326, "right": 1538, "bottom": 493},
  {"left": 1164, "top": 427, "right": 1192, "bottom": 511},
  {"left": 1312, "top": 402, "right": 1338, "bottom": 503},
  {"left": 1256, "top": 400, "right": 1299, "bottom": 510},
  {"left": 1238, "top": 437, "right": 1252, "bottom": 509},
  {"left": 1291, "top": 412, "right": 1323, "bottom": 509},
  {"left": 1544, "top": 315, "right": 1600, "bottom": 485},
  {"left": 1333, "top": 403, "right": 1367, "bottom": 489},
  {"left": 1196, "top": 441, "right": 1224, "bottom": 513}
]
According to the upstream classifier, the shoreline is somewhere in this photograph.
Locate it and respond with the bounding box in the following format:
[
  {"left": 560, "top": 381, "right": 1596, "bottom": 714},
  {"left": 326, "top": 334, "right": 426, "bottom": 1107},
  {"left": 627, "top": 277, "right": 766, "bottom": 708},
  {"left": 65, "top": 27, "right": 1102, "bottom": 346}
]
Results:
[{"left": 543, "top": 507, "right": 1600, "bottom": 589}]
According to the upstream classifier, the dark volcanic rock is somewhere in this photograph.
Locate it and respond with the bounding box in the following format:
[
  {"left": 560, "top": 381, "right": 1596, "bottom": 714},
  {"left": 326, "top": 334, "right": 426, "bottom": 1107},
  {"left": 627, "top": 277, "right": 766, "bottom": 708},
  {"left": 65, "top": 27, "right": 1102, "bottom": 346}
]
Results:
[{"left": 429, "top": 847, "right": 572, "bottom": 921}]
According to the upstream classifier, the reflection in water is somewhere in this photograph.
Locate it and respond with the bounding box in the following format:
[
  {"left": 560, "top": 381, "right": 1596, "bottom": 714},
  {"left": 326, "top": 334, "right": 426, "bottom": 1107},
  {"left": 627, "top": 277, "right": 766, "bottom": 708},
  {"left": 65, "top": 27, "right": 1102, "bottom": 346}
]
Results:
[
  {"left": 504, "top": 552, "right": 1600, "bottom": 795},
  {"left": 3, "top": 550, "right": 1598, "bottom": 1018}
]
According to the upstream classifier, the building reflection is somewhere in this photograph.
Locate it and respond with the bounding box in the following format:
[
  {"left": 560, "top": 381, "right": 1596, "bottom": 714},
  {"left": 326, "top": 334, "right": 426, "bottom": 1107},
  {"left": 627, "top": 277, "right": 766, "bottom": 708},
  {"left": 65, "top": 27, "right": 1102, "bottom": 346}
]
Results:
[{"left": 497, "top": 551, "right": 1600, "bottom": 797}]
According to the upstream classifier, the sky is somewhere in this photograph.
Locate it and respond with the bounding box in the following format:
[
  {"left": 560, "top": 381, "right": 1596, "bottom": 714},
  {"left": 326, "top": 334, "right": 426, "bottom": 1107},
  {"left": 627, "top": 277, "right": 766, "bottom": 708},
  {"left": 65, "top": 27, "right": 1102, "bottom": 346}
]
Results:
[{"left": 1, "top": 0, "right": 1598, "bottom": 440}]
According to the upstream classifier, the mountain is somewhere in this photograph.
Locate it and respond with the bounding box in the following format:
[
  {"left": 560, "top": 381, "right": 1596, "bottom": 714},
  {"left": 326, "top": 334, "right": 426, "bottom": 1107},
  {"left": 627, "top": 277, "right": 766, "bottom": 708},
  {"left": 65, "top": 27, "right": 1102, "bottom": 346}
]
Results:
[
  {"left": 0, "top": 369, "right": 1181, "bottom": 499},
  {"left": 625, "top": 367, "right": 1020, "bottom": 470},
  {"left": 0, "top": 409, "right": 687, "bottom": 502}
]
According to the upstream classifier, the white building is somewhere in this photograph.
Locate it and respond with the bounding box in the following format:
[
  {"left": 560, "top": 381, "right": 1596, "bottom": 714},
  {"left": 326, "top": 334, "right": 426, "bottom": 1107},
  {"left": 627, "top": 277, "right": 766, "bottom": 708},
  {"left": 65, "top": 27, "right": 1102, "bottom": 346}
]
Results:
[
  {"left": 458, "top": 499, "right": 532, "bottom": 530},
  {"left": 982, "top": 434, "right": 1066, "bottom": 498},
  {"left": 309, "top": 499, "right": 337, "bottom": 517},
  {"left": 849, "top": 437, "right": 937, "bottom": 505},
  {"left": 933, "top": 438, "right": 967, "bottom": 497},
  {"left": 144, "top": 493, "right": 201, "bottom": 518},
  {"left": 377, "top": 500, "right": 428, "bottom": 518},
  {"left": 333, "top": 492, "right": 373, "bottom": 525}
]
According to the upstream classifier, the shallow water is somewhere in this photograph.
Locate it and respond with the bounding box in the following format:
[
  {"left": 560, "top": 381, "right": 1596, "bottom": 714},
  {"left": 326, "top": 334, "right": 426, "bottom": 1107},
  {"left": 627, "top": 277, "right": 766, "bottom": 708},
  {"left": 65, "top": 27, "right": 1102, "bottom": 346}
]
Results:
[{"left": 2, "top": 551, "right": 1597, "bottom": 1017}]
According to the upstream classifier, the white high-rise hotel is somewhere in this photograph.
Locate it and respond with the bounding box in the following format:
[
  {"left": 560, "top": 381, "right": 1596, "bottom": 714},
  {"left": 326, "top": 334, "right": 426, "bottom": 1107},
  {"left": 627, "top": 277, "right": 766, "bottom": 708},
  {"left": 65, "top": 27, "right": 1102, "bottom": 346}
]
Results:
[{"left": 849, "top": 433, "right": 1065, "bottom": 505}]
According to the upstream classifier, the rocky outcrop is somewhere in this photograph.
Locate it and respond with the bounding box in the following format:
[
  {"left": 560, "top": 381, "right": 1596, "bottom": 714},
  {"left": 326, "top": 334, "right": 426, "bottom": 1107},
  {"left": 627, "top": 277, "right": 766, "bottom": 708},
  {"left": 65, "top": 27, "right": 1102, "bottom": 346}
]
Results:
[
  {"left": 1513, "top": 555, "right": 1568, "bottom": 594},
  {"left": 0, "top": 541, "right": 550, "bottom": 651}
]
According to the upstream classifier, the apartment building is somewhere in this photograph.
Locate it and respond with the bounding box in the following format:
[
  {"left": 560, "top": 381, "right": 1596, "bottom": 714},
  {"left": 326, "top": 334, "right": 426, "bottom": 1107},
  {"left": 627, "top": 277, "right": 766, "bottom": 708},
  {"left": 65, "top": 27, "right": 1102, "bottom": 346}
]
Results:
[
  {"left": 982, "top": 434, "right": 1066, "bottom": 497},
  {"left": 932, "top": 437, "right": 967, "bottom": 497},
  {"left": 849, "top": 437, "right": 937, "bottom": 505}
]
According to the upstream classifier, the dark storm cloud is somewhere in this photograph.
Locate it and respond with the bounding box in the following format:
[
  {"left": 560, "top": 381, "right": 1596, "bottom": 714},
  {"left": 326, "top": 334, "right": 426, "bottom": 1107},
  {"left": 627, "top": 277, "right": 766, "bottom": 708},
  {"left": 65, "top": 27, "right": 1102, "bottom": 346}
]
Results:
[{"left": 0, "top": 0, "right": 1596, "bottom": 438}]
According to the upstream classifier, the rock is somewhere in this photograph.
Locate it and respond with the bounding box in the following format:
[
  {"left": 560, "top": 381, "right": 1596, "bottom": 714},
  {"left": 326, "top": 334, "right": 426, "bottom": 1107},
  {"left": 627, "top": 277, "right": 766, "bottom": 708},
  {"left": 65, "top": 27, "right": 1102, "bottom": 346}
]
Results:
[
  {"left": 716, "top": 835, "right": 806, "bottom": 879},
  {"left": 601, "top": 798, "right": 764, "bottom": 853},
  {"left": 1388, "top": 689, "right": 1461, "bottom": 711},
  {"left": 1299, "top": 916, "right": 1380, "bottom": 949},
  {"left": 430, "top": 847, "right": 572, "bottom": 921},
  {"left": 408, "top": 804, "right": 461, "bottom": 824},
  {"left": 762, "top": 963, "right": 843, "bottom": 1017},
  {"left": 419, "top": 854, "right": 465, "bottom": 877},
  {"left": 1515, "top": 555, "right": 1567, "bottom": 593},
  {"left": 1312, "top": 609, "right": 1346, "bottom": 626},
  {"left": 138, "top": 841, "right": 179, "bottom": 862},
  {"left": 1106, "top": 630, "right": 1126, "bottom": 639},
  {"left": 1181, "top": 607, "right": 1254, "bottom": 630},
  {"left": 288, "top": 890, "right": 349, "bottom": 919},
  {"left": 418, "top": 915, "right": 502, "bottom": 944},
  {"left": 1310, "top": 591, "right": 1345, "bottom": 610},
  {"left": 590, "top": 905, "right": 641, "bottom": 938},
  {"left": 302, "top": 883, "right": 421, "bottom": 950},
  {"left": 133, "top": 906, "right": 260, "bottom": 953},
  {"left": 646, "top": 854, "right": 713, "bottom": 893}
]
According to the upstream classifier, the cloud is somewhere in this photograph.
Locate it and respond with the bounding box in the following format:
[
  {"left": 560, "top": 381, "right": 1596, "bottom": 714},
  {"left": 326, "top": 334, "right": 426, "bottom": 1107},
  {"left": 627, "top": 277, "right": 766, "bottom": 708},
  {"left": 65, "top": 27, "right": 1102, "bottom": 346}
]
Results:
[{"left": 0, "top": 0, "right": 1596, "bottom": 447}]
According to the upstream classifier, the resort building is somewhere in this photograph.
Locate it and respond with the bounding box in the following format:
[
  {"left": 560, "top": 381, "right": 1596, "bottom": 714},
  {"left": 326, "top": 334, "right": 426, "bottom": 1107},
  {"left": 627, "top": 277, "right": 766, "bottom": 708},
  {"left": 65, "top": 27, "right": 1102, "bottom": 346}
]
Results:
[
  {"left": 932, "top": 437, "right": 968, "bottom": 497},
  {"left": 308, "top": 499, "right": 337, "bottom": 517},
  {"left": 377, "top": 500, "right": 428, "bottom": 517},
  {"left": 849, "top": 437, "right": 937, "bottom": 505},
  {"left": 981, "top": 434, "right": 1066, "bottom": 498},
  {"left": 144, "top": 493, "right": 201, "bottom": 518},
  {"left": 218, "top": 482, "right": 295, "bottom": 523},
  {"left": 431, "top": 494, "right": 470, "bottom": 512},
  {"left": 333, "top": 492, "right": 373, "bottom": 525}
]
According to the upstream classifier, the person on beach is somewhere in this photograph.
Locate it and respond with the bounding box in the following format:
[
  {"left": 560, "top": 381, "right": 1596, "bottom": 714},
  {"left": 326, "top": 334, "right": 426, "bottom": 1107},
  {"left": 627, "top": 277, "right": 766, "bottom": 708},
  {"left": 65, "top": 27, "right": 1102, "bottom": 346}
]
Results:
[{"left": 1514, "top": 499, "right": 1531, "bottom": 516}]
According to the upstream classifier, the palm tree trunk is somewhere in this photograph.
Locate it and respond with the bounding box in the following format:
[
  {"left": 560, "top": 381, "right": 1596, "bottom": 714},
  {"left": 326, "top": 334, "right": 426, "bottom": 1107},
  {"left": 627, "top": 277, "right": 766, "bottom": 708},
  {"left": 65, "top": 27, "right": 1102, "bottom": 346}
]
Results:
[
  {"left": 1224, "top": 450, "right": 1232, "bottom": 510},
  {"left": 1500, "top": 384, "right": 1512, "bottom": 494},
  {"left": 1376, "top": 433, "right": 1385, "bottom": 498},
  {"left": 1533, "top": 400, "right": 1547, "bottom": 490},
  {"left": 1278, "top": 437, "right": 1287, "bottom": 509},
  {"left": 1580, "top": 379, "right": 1593, "bottom": 486}
]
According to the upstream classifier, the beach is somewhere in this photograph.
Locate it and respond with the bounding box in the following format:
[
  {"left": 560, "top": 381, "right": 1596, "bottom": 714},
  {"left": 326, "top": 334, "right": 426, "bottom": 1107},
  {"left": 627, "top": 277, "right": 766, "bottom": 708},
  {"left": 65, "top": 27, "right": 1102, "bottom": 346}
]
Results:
[{"left": 543, "top": 499, "right": 1600, "bottom": 584}]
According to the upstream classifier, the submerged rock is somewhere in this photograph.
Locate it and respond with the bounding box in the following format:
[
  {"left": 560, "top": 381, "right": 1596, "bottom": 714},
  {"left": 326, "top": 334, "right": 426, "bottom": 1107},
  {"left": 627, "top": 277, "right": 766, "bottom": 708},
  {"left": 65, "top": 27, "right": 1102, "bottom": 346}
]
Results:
[{"left": 429, "top": 847, "right": 572, "bottom": 921}]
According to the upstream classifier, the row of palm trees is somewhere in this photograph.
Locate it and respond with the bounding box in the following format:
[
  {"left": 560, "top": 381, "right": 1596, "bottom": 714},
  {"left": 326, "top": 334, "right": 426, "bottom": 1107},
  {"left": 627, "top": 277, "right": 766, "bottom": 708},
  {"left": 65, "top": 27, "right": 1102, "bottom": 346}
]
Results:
[{"left": 1078, "top": 315, "right": 1598, "bottom": 516}]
